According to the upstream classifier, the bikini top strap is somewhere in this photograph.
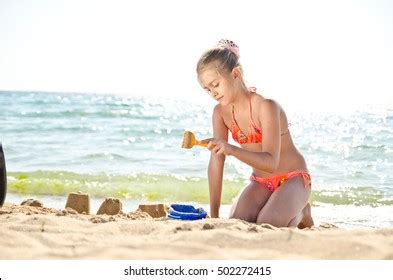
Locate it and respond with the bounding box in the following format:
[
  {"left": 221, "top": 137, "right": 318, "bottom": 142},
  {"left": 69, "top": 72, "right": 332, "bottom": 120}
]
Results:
[
  {"left": 233, "top": 87, "right": 257, "bottom": 126},
  {"left": 231, "top": 104, "right": 239, "bottom": 130},
  {"left": 248, "top": 88, "right": 256, "bottom": 123}
]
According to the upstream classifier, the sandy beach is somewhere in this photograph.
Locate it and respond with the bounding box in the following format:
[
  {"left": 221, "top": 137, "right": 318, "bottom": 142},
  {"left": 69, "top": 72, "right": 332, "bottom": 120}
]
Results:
[{"left": 1, "top": 202, "right": 392, "bottom": 260}]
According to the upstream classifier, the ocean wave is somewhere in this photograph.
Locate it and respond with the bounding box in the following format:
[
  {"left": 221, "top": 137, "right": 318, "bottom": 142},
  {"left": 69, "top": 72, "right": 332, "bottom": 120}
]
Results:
[
  {"left": 7, "top": 171, "right": 241, "bottom": 204},
  {"left": 6, "top": 171, "right": 393, "bottom": 206}
]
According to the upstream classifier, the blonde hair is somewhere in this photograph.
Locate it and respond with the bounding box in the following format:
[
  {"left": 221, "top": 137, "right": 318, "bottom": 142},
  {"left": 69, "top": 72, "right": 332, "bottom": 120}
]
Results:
[{"left": 196, "top": 40, "right": 242, "bottom": 75}]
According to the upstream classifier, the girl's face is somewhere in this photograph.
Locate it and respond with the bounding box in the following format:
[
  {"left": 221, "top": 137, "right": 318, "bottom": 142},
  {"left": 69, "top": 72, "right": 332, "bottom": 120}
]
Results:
[{"left": 198, "top": 66, "right": 236, "bottom": 106}]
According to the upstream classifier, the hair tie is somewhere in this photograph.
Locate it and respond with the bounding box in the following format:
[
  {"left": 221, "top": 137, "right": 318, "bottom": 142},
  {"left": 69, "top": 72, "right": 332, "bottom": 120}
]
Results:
[{"left": 217, "top": 39, "right": 240, "bottom": 57}]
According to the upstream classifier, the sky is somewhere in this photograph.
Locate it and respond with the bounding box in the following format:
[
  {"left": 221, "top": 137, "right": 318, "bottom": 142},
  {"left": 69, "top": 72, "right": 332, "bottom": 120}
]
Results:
[{"left": 0, "top": 0, "right": 392, "bottom": 109}]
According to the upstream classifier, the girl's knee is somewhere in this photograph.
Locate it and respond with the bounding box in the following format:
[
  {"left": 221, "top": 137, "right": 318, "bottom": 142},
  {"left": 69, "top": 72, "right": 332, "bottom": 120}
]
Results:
[
  {"left": 256, "top": 211, "right": 288, "bottom": 227},
  {"left": 230, "top": 208, "right": 256, "bottom": 223},
  {"left": 229, "top": 182, "right": 271, "bottom": 222}
]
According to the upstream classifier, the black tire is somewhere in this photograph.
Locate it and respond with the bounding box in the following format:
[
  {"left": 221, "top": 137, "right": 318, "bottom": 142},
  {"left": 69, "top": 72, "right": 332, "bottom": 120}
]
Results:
[{"left": 0, "top": 143, "right": 7, "bottom": 207}]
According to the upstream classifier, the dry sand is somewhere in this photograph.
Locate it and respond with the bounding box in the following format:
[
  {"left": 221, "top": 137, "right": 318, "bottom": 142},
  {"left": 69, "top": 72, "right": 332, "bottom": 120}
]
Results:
[{"left": 0, "top": 203, "right": 392, "bottom": 260}]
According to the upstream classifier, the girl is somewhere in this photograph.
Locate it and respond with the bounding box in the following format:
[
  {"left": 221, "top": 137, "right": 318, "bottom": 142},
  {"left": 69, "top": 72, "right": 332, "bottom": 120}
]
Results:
[{"left": 197, "top": 39, "right": 313, "bottom": 228}]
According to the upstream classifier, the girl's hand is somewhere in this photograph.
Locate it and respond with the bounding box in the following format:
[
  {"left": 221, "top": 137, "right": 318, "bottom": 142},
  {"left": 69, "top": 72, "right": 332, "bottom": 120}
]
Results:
[{"left": 201, "top": 138, "right": 235, "bottom": 156}]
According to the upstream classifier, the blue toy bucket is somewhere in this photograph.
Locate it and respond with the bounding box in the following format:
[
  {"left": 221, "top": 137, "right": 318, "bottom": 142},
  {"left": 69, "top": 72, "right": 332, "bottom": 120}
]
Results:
[{"left": 168, "top": 204, "right": 207, "bottom": 220}]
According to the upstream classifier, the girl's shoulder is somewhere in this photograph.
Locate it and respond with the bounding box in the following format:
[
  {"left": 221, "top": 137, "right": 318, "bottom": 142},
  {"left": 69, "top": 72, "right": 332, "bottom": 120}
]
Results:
[
  {"left": 212, "top": 103, "right": 227, "bottom": 119},
  {"left": 252, "top": 93, "right": 284, "bottom": 118},
  {"left": 252, "top": 93, "right": 281, "bottom": 110},
  {"left": 213, "top": 103, "right": 231, "bottom": 116}
]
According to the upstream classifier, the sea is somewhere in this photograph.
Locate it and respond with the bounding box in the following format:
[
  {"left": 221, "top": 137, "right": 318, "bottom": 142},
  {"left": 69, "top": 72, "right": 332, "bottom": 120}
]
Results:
[{"left": 1, "top": 91, "right": 392, "bottom": 228}]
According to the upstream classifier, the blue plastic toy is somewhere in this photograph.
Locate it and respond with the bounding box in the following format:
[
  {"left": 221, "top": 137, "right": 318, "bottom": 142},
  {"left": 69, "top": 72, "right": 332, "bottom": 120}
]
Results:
[{"left": 168, "top": 204, "right": 207, "bottom": 220}]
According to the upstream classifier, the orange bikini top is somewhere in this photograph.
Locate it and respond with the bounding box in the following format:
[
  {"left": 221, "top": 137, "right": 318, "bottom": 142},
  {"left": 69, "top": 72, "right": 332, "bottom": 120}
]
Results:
[{"left": 231, "top": 89, "right": 263, "bottom": 145}]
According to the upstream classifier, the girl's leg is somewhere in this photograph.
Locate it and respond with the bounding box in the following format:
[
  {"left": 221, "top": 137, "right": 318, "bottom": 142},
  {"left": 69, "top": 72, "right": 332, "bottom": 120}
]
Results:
[
  {"left": 229, "top": 180, "right": 272, "bottom": 223},
  {"left": 287, "top": 202, "right": 314, "bottom": 228},
  {"left": 256, "top": 176, "right": 311, "bottom": 227}
]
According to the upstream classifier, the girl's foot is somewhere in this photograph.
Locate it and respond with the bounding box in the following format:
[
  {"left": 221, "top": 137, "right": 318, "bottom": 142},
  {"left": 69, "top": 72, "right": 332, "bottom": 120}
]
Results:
[{"left": 297, "top": 203, "right": 314, "bottom": 229}]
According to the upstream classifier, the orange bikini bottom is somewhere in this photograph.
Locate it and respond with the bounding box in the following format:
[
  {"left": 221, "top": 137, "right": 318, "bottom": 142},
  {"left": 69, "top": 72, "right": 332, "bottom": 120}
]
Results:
[{"left": 250, "top": 171, "right": 312, "bottom": 192}]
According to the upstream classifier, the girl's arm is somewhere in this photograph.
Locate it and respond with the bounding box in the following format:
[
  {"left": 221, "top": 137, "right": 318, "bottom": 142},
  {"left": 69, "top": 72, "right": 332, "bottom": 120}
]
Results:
[
  {"left": 209, "top": 99, "right": 281, "bottom": 173},
  {"left": 206, "top": 105, "right": 228, "bottom": 218}
]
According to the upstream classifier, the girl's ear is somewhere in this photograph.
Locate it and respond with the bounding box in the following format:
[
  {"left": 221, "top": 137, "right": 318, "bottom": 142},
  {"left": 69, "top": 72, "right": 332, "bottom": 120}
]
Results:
[{"left": 232, "top": 67, "right": 242, "bottom": 79}]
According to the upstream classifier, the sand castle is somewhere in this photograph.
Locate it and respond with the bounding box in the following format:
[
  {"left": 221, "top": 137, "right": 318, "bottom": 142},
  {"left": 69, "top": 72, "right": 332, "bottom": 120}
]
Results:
[
  {"left": 65, "top": 192, "right": 90, "bottom": 214},
  {"left": 97, "top": 197, "right": 122, "bottom": 215},
  {"left": 138, "top": 203, "right": 168, "bottom": 218},
  {"left": 63, "top": 191, "right": 168, "bottom": 218},
  {"left": 14, "top": 191, "right": 185, "bottom": 222}
]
